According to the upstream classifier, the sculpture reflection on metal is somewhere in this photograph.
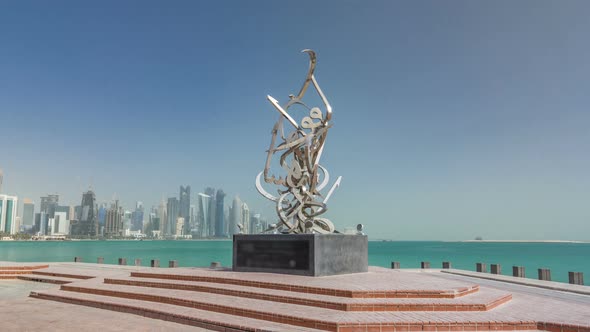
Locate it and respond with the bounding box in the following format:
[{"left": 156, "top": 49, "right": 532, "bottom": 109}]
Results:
[{"left": 256, "top": 50, "right": 342, "bottom": 234}]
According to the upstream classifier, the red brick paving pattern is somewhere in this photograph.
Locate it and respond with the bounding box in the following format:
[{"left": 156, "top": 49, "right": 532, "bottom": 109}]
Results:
[{"left": 24, "top": 264, "right": 590, "bottom": 332}]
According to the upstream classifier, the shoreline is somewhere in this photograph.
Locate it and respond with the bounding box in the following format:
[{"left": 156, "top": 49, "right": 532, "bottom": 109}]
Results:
[{"left": 459, "top": 240, "right": 588, "bottom": 243}]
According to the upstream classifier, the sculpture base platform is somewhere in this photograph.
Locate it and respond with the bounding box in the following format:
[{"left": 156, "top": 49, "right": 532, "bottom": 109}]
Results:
[{"left": 232, "top": 233, "right": 368, "bottom": 276}]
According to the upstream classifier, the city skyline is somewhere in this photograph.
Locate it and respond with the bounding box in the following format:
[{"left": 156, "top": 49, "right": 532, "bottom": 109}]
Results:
[{"left": 1, "top": 1, "right": 589, "bottom": 240}]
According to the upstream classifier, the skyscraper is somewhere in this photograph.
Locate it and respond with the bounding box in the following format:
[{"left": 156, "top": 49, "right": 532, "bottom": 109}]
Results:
[
  {"left": 40, "top": 194, "right": 59, "bottom": 218},
  {"left": 131, "top": 201, "right": 144, "bottom": 232},
  {"left": 0, "top": 194, "right": 18, "bottom": 234},
  {"left": 229, "top": 196, "right": 242, "bottom": 236},
  {"left": 179, "top": 186, "right": 190, "bottom": 235},
  {"left": 0, "top": 169, "right": 3, "bottom": 193},
  {"left": 70, "top": 190, "right": 97, "bottom": 237},
  {"left": 166, "top": 197, "right": 179, "bottom": 236},
  {"left": 214, "top": 189, "right": 226, "bottom": 238},
  {"left": 105, "top": 200, "right": 123, "bottom": 237},
  {"left": 241, "top": 202, "right": 250, "bottom": 234},
  {"left": 196, "top": 193, "right": 210, "bottom": 238},
  {"left": 158, "top": 199, "right": 167, "bottom": 236},
  {"left": 205, "top": 187, "right": 216, "bottom": 237},
  {"left": 22, "top": 199, "right": 35, "bottom": 226}
]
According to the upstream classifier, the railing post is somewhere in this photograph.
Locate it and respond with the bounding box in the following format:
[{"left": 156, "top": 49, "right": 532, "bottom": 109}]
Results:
[
  {"left": 476, "top": 263, "right": 487, "bottom": 273},
  {"left": 421, "top": 261, "right": 430, "bottom": 269},
  {"left": 169, "top": 260, "right": 178, "bottom": 268},
  {"left": 391, "top": 262, "right": 400, "bottom": 269},
  {"left": 568, "top": 272, "right": 584, "bottom": 285},
  {"left": 538, "top": 268, "right": 551, "bottom": 281},
  {"left": 442, "top": 261, "right": 451, "bottom": 269},
  {"left": 512, "top": 266, "right": 525, "bottom": 278},
  {"left": 491, "top": 264, "right": 501, "bottom": 275},
  {"left": 150, "top": 259, "right": 160, "bottom": 268},
  {"left": 134, "top": 258, "right": 141, "bottom": 266},
  {"left": 97, "top": 257, "right": 104, "bottom": 264},
  {"left": 118, "top": 258, "right": 127, "bottom": 266}
]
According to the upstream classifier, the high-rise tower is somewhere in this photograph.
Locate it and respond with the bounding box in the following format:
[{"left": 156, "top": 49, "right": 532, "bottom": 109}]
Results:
[
  {"left": 241, "top": 202, "right": 250, "bottom": 234},
  {"left": 214, "top": 190, "right": 226, "bottom": 238},
  {"left": 179, "top": 186, "right": 191, "bottom": 235},
  {"left": 22, "top": 198, "right": 35, "bottom": 226},
  {"left": 69, "top": 190, "right": 97, "bottom": 237},
  {"left": 205, "top": 187, "right": 216, "bottom": 237},
  {"left": 40, "top": 194, "right": 59, "bottom": 218},
  {"left": 229, "top": 196, "right": 242, "bottom": 236},
  {"left": 166, "top": 197, "right": 179, "bottom": 236},
  {"left": 197, "top": 193, "right": 210, "bottom": 238}
]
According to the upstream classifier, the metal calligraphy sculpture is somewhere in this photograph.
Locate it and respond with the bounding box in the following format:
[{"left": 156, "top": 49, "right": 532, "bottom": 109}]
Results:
[{"left": 256, "top": 50, "right": 342, "bottom": 234}]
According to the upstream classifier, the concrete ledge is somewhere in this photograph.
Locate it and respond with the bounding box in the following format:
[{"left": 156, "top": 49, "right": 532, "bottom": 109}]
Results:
[{"left": 441, "top": 269, "right": 590, "bottom": 296}]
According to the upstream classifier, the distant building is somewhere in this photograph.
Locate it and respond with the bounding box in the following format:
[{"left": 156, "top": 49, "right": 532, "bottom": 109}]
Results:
[
  {"left": 54, "top": 205, "right": 70, "bottom": 220},
  {"left": 53, "top": 211, "right": 69, "bottom": 234},
  {"left": 39, "top": 211, "right": 48, "bottom": 235},
  {"left": 131, "top": 201, "right": 144, "bottom": 232},
  {"left": 158, "top": 199, "right": 167, "bottom": 235},
  {"left": 250, "top": 213, "right": 260, "bottom": 234},
  {"left": 197, "top": 193, "right": 211, "bottom": 238},
  {"left": 22, "top": 199, "right": 35, "bottom": 226},
  {"left": 167, "top": 197, "right": 179, "bottom": 236},
  {"left": 205, "top": 187, "right": 216, "bottom": 237},
  {"left": 40, "top": 194, "right": 59, "bottom": 218},
  {"left": 0, "top": 194, "right": 18, "bottom": 234},
  {"left": 175, "top": 217, "right": 185, "bottom": 236},
  {"left": 241, "top": 202, "right": 250, "bottom": 234},
  {"left": 179, "top": 186, "right": 190, "bottom": 235},
  {"left": 229, "top": 196, "right": 242, "bottom": 236},
  {"left": 70, "top": 190, "right": 98, "bottom": 237},
  {"left": 214, "top": 190, "right": 226, "bottom": 238},
  {"left": 0, "top": 169, "right": 3, "bottom": 193},
  {"left": 104, "top": 200, "right": 123, "bottom": 237}
]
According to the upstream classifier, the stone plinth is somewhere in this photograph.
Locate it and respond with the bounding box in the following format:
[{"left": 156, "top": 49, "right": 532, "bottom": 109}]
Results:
[{"left": 233, "top": 233, "right": 368, "bottom": 276}]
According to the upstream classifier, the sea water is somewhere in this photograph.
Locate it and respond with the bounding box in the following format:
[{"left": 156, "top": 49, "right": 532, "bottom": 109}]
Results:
[{"left": 0, "top": 240, "right": 588, "bottom": 283}]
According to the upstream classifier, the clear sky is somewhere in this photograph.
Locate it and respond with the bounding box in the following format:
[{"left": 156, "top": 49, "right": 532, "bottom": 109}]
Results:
[{"left": 1, "top": 1, "right": 589, "bottom": 240}]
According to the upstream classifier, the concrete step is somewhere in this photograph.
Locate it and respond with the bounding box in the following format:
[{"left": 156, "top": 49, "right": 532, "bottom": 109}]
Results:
[
  {"left": 105, "top": 276, "right": 511, "bottom": 312},
  {"left": 18, "top": 274, "right": 80, "bottom": 285},
  {"left": 55, "top": 280, "right": 536, "bottom": 332},
  {"left": 0, "top": 264, "right": 48, "bottom": 270},
  {"left": 0, "top": 275, "right": 20, "bottom": 279},
  {"left": 32, "top": 270, "right": 94, "bottom": 280},
  {"left": 30, "top": 288, "right": 321, "bottom": 332},
  {"left": 130, "top": 270, "right": 479, "bottom": 299},
  {"left": 0, "top": 270, "right": 33, "bottom": 275}
]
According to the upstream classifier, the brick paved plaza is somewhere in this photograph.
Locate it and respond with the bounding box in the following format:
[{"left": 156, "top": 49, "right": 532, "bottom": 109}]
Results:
[{"left": 0, "top": 261, "right": 588, "bottom": 331}]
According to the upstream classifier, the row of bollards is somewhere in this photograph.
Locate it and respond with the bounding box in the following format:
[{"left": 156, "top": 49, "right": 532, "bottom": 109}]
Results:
[
  {"left": 390, "top": 260, "right": 584, "bottom": 285},
  {"left": 74, "top": 257, "right": 179, "bottom": 268}
]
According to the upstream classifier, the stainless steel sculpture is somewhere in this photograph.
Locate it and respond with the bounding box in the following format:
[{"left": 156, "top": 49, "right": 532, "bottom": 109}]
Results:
[{"left": 256, "top": 50, "right": 342, "bottom": 234}]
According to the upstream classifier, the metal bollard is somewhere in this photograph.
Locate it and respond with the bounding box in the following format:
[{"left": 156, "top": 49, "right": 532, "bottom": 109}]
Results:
[
  {"left": 538, "top": 268, "right": 551, "bottom": 281},
  {"left": 421, "top": 261, "right": 430, "bottom": 269},
  {"left": 134, "top": 258, "right": 141, "bottom": 266},
  {"left": 442, "top": 261, "right": 451, "bottom": 269},
  {"left": 476, "top": 263, "right": 487, "bottom": 273},
  {"left": 391, "top": 262, "right": 400, "bottom": 269},
  {"left": 150, "top": 259, "right": 160, "bottom": 268},
  {"left": 491, "top": 264, "right": 501, "bottom": 275},
  {"left": 512, "top": 266, "right": 525, "bottom": 278},
  {"left": 169, "top": 260, "right": 178, "bottom": 268},
  {"left": 97, "top": 257, "right": 104, "bottom": 264},
  {"left": 74, "top": 257, "right": 82, "bottom": 263},
  {"left": 568, "top": 272, "right": 584, "bottom": 285},
  {"left": 118, "top": 258, "right": 127, "bottom": 266}
]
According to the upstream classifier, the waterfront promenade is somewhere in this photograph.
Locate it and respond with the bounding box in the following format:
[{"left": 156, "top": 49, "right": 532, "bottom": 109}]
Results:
[{"left": 1, "top": 261, "right": 589, "bottom": 331}]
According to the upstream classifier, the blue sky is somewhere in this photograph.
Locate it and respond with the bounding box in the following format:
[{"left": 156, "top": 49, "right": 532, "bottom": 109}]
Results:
[{"left": 1, "top": 1, "right": 589, "bottom": 240}]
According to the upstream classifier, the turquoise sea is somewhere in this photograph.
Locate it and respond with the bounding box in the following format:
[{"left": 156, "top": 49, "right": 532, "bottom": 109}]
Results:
[{"left": 0, "top": 240, "right": 588, "bottom": 283}]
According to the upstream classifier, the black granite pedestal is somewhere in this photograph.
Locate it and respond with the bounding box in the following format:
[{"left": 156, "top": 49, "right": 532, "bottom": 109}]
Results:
[{"left": 232, "top": 234, "right": 368, "bottom": 276}]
